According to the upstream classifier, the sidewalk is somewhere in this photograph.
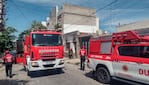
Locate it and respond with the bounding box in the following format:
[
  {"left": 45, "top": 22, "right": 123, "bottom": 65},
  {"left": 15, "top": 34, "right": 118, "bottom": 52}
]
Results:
[
  {"left": 0, "top": 58, "right": 3, "bottom": 68},
  {"left": 0, "top": 58, "right": 81, "bottom": 68},
  {"left": 64, "top": 57, "right": 92, "bottom": 72},
  {"left": 64, "top": 57, "right": 80, "bottom": 65},
  {"left": 0, "top": 58, "right": 82, "bottom": 73}
]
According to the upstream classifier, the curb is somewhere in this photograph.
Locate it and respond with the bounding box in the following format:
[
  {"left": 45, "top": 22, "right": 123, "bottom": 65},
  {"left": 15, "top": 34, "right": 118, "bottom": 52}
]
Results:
[
  {"left": 66, "top": 61, "right": 80, "bottom": 65},
  {"left": 65, "top": 58, "right": 80, "bottom": 65},
  {"left": 0, "top": 64, "right": 2, "bottom": 68}
]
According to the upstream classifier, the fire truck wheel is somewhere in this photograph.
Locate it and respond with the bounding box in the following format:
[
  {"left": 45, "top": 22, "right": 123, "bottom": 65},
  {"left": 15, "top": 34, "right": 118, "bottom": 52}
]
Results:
[
  {"left": 56, "top": 68, "right": 63, "bottom": 72},
  {"left": 96, "top": 67, "right": 111, "bottom": 84},
  {"left": 27, "top": 70, "right": 32, "bottom": 76}
]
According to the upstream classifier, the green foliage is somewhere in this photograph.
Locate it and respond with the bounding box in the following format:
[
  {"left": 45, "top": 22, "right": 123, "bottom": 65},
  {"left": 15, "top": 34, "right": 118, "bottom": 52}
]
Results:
[
  {"left": 18, "top": 20, "right": 47, "bottom": 39},
  {"left": 0, "top": 26, "right": 17, "bottom": 53},
  {"left": 31, "top": 20, "right": 46, "bottom": 30},
  {"left": 54, "top": 24, "right": 62, "bottom": 29},
  {"left": 18, "top": 29, "right": 30, "bottom": 39}
]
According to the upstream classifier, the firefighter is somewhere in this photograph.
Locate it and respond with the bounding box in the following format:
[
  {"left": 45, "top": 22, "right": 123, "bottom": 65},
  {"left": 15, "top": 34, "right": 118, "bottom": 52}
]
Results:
[
  {"left": 79, "top": 46, "right": 86, "bottom": 70},
  {"left": 2, "top": 50, "right": 14, "bottom": 78},
  {"left": 68, "top": 48, "right": 73, "bottom": 59}
]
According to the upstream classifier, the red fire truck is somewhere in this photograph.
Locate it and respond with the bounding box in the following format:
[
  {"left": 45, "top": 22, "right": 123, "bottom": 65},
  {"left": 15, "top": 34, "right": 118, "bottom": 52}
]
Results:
[
  {"left": 88, "top": 30, "right": 149, "bottom": 84},
  {"left": 16, "top": 30, "right": 64, "bottom": 76}
]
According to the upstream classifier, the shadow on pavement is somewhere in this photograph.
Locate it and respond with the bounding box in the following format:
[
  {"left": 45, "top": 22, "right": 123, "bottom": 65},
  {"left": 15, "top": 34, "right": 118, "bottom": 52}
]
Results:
[
  {"left": 0, "top": 79, "right": 29, "bottom": 85},
  {"left": 110, "top": 79, "right": 131, "bottom": 85},
  {"left": 11, "top": 73, "right": 17, "bottom": 78},
  {"left": 20, "top": 68, "right": 26, "bottom": 71},
  {"left": 84, "top": 71, "right": 96, "bottom": 80},
  {"left": 85, "top": 71, "right": 133, "bottom": 85},
  {"left": 29, "top": 69, "right": 65, "bottom": 78}
]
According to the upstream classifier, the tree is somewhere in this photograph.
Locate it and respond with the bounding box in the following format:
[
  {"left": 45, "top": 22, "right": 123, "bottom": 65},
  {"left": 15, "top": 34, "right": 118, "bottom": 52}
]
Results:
[
  {"left": 30, "top": 20, "right": 46, "bottom": 30},
  {"left": 18, "top": 20, "right": 47, "bottom": 39},
  {"left": 0, "top": 26, "right": 17, "bottom": 54},
  {"left": 54, "top": 23, "right": 62, "bottom": 32},
  {"left": 18, "top": 29, "right": 30, "bottom": 39}
]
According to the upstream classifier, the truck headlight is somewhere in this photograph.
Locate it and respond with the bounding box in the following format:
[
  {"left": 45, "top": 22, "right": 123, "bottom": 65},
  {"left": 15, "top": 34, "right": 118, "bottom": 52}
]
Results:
[
  {"left": 31, "top": 62, "right": 39, "bottom": 67},
  {"left": 59, "top": 60, "right": 64, "bottom": 65}
]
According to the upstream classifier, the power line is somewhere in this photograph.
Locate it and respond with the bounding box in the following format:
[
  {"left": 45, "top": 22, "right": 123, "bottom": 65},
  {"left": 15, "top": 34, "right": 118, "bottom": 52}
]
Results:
[
  {"left": 96, "top": 0, "right": 118, "bottom": 13},
  {"left": 11, "top": 3, "right": 48, "bottom": 16},
  {"left": 10, "top": 0, "right": 30, "bottom": 22},
  {"left": 105, "top": 0, "right": 141, "bottom": 27},
  {"left": 63, "top": 0, "right": 118, "bottom": 30}
]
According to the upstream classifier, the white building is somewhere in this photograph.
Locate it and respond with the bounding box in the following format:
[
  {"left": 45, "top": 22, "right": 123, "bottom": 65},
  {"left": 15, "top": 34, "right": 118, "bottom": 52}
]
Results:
[
  {"left": 48, "top": 4, "right": 101, "bottom": 57},
  {"left": 59, "top": 4, "right": 100, "bottom": 34},
  {"left": 117, "top": 20, "right": 149, "bottom": 32}
]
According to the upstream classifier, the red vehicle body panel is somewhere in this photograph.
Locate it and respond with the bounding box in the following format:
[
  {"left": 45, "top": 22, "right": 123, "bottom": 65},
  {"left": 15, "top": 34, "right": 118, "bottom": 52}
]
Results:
[
  {"left": 16, "top": 30, "right": 64, "bottom": 65},
  {"left": 88, "top": 30, "right": 149, "bottom": 84}
]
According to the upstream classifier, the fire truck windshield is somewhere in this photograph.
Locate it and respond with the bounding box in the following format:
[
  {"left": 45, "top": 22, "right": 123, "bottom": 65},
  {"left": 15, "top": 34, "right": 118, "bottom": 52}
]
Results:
[{"left": 32, "top": 34, "right": 62, "bottom": 46}]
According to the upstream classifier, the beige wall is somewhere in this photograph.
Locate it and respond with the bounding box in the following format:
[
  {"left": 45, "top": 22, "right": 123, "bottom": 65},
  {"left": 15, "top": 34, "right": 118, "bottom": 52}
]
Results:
[
  {"left": 117, "top": 20, "right": 149, "bottom": 32},
  {"left": 63, "top": 13, "right": 96, "bottom": 26},
  {"left": 57, "top": 4, "right": 100, "bottom": 34},
  {"left": 48, "top": 6, "right": 58, "bottom": 30},
  {"left": 62, "top": 4, "right": 96, "bottom": 17}
]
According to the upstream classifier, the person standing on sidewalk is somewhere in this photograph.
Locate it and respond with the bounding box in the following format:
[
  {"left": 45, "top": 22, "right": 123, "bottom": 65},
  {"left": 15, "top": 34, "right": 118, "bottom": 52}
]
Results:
[
  {"left": 79, "top": 46, "right": 86, "bottom": 70},
  {"left": 68, "top": 48, "right": 73, "bottom": 59},
  {"left": 2, "top": 50, "right": 14, "bottom": 78}
]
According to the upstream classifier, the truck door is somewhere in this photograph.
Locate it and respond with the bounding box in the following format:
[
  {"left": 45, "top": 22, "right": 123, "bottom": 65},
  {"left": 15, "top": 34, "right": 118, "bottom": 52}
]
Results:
[
  {"left": 16, "top": 54, "right": 26, "bottom": 64},
  {"left": 113, "top": 45, "right": 149, "bottom": 84},
  {"left": 16, "top": 39, "right": 26, "bottom": 64}
]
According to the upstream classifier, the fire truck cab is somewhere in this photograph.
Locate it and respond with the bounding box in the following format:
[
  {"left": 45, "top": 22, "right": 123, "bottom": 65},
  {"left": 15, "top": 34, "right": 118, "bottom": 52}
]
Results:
[
  {"left": 88, "top": 31, "right": 149, "bottom": 84},
  {"left": 16, "top": 30, "right": 64, "bottom": 76}
]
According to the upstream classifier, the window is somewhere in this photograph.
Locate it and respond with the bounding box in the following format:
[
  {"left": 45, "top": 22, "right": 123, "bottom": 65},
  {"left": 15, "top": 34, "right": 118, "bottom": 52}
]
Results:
[
  {"left": 118, "top": 46, "right": 149, "bottom": 58},
  {"left": 32, "top": 34, "right": 62, "bottom": 46},
  {"left": 100, "top": 42, "right": 112, "bottom": 54}
]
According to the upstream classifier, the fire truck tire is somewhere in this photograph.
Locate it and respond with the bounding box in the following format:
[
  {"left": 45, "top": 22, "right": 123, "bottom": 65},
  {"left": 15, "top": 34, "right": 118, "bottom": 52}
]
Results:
[
  {"left": 27, "top": 70, "right": 32, "bottom": 76},
  {"left": 56, "top": 68, "right": 63, "bottom": 72},
  {"left": 96, "top": 67, "right": 111, "bottom": 84}
]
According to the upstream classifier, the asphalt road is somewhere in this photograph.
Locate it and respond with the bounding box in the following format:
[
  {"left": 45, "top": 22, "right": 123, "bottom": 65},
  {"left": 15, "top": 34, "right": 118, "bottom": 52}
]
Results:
[{"left": 0, "top": 62, "right": 134, "bottom": 85}]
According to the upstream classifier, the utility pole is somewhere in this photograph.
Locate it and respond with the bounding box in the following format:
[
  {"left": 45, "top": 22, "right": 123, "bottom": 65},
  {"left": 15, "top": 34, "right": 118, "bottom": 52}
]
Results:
[{"left": 0, "top": 0, "right": 5, "bottom": 31}]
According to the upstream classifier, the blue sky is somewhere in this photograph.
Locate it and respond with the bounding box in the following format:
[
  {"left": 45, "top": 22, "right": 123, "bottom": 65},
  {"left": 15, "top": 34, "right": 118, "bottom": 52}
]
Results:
[{"left": 6, "top": 0, "right": 149, "bottom": 36}]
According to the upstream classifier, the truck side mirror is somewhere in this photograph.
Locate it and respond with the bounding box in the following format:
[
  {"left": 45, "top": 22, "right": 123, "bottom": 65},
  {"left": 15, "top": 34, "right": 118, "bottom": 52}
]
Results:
[
  {"left": 25, "top": 35, "right": 30, "bottom": 45},
  {"left": 16, "top": 40, "right": 24, "bottom": 54}
]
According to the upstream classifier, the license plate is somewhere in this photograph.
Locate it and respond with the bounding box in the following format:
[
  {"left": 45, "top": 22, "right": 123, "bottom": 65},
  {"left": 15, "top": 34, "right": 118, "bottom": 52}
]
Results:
[{"left": 44, "top": 61, "right": 53, "bottom": 65}]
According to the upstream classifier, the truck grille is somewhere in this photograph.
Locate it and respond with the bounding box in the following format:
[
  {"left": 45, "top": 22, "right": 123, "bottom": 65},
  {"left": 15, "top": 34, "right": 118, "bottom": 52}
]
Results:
[
  {"left": 39, "top": 52, "right": 58, "bottom": 57},
  {"left": 41, "top": 56, "right": 56, "bottom": 61},
  {"left": 43, "top": 64, "right": 55, "bottom": 68}
]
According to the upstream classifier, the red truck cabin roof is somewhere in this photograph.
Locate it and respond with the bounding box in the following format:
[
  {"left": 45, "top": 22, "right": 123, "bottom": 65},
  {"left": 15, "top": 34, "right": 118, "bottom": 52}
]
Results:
[{"left": 30, "top": 31, "right": 61, "bottom": 35}]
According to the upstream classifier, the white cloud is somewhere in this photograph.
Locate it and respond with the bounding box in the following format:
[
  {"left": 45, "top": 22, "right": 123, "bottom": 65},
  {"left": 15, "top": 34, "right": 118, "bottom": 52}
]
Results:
[
  {"left": 19, "top": 0, "right": 50, "bottom": 3},
  {"left": 97, "top": 9, "right": 145, "bottom": 19},
  {"left": 98, "top": 8, "right": 147, "bottom": 25},
  {"left": 19, "top": 0, "right": 87, "bottom": 6},
  {"left": 18, "top": 0, "right": 149, "bottom": 27},
  {"left": 105, "top": 19, "right": 137, "bottom": 26},
  {"left": 19, "top": 0, "right": 62, "bottom": 6},
  {"left": 103, "top": 17, "right": 147, "bottom": 26}
]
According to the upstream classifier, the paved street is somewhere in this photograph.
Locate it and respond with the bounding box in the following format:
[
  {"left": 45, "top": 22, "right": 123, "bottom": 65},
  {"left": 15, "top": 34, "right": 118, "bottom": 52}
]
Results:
[{"left": 0, "top": 58, "right": 131, "bottom": 85}]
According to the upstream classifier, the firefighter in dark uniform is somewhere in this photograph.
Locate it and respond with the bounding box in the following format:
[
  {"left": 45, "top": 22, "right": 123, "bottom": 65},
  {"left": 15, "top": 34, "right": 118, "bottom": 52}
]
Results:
[
  {"left": 2, "top": 50, "right": 14, "bottom": 78},
  {"left": 68, "top": 48, "right": 73, "bottom": 59},
  {"left": 80, "top": 46, "right": 86, "bottom": 70}
]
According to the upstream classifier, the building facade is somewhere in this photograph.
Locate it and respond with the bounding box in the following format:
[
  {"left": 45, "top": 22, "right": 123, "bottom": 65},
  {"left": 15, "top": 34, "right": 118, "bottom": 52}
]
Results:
[
  {"left": 48, "top": 4, "right": 101, "bottom": 58},
  {"left": 47, "top": 6, "right": 59, "bottom": 30},
  {"left": 117, "top": 20, "right": 149, "bottom": 32},
  {"left": 58, "top": 4, "right": 100, "bottom": 34}
]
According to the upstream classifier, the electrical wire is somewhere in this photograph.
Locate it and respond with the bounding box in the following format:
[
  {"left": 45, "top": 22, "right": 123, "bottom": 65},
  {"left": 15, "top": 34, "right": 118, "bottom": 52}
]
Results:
[
  {"left": 63, "top": 0, "right": 118, "bottom": 31},
  {"left": 9, "top": 0, "right": 30, "bottom": 22}
]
